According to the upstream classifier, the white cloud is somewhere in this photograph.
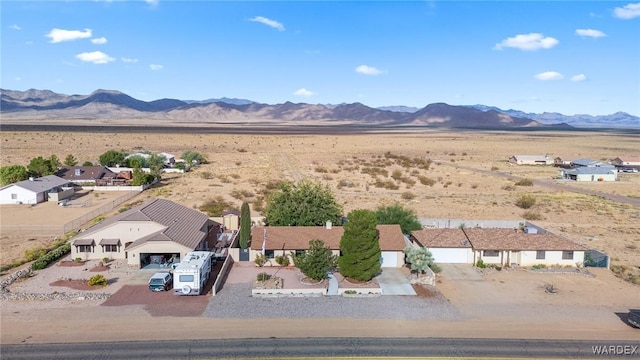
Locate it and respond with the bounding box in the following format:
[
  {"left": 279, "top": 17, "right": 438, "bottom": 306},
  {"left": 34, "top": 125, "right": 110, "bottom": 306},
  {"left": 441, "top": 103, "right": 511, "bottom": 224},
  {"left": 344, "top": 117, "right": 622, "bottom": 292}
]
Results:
[
  {"left": 613, "top": 2, "right": 640, "bottom": 19},
  {"left": 575, "top": 29, "right": 606, "bottom": 38},
  {"left": 121, "top": 57, "right": 139, "bottom": 63},
  {"left": 145, "top": 0, "right": 159, "bottom": 6},
  {"left": 149, "top": 64, "right": 163, "bottom": 71},
  {"left": 75, "top": 51, "right": 114, "bottom": 64},
  {"left": 91, "top": 37, "right": 108, "bottom": 44},
  {"left": 494, "top": 33, "right": 559, "bottom": 51},
  {"left": 293, "top": 88, "right": 314, "bottom": 97},
  {"left": 355, "top": 65, "right": 382, "bottom": 75},
  {"left": 534, "top": 71, "right": 564, "bottom": 81},
  {"left": 46, "top": 28, "right": 92, "bottom": 43},
  {"left": 571, "top": 74, "right": 587, "bottom": 82},
  {"left": 249, "top": 16, "right": 285, "bottom": 31},
  {"left": 10, "top": 24, "right": 21, "bottom": 30}
]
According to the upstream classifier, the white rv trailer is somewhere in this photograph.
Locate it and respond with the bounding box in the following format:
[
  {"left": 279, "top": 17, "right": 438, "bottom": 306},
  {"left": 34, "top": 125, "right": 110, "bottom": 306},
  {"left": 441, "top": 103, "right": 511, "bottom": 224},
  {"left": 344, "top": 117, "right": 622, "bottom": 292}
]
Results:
[{"left": 172, "top": 251, "right": 213, "bottom": 296}]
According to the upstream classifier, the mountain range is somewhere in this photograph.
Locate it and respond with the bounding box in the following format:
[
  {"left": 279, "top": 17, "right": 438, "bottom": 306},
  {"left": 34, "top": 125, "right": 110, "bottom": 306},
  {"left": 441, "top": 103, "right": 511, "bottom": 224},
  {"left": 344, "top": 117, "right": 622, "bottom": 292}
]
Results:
[{"left": 1, "top": 88, "right": 637, "bottom": 129}]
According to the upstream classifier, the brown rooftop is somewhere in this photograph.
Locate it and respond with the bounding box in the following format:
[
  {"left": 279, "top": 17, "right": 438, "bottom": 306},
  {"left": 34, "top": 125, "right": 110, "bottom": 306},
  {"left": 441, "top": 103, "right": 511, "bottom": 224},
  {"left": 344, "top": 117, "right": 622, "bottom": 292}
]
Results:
[
  {"left": 410, "top": 228, "right": 471, "bottom": 248},
  {"left": 462, "top": 228, "right": 587, "bottom": 251}
]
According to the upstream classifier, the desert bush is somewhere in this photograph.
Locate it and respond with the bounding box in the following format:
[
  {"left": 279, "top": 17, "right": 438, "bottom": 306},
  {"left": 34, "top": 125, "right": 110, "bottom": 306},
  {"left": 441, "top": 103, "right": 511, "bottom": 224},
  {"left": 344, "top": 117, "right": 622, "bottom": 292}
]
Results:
[
  {"left": 230, "top": 173, "right": 241, "bottom": 179},
  {"left": 429, "top": 263, "right": 442, "bottom": 273},
  {"left": 337, "top": 179, "right": 355, "bottom": 189},
  {"left": 256, "top": 272, "right": 271, "bottom": 282},
  {"left": 200, "top": 171, "right": 214, "bottom": 179},
  {"left": 30, "top": 243, "right": 71, "bottom": 270},
  {"left": 314, "top": 167, "right": 328, "bottom": 173},
  {"left": 502, "top": 184, "right": 516, "bottom": 191},
  {"left": 491, "top": 166, "right": 499, "bottom": 171},
  {"left": 275, "top": 255, "right": 290, "bottom": 266},
  {"left": 24, "top": 246, "right": 47, "bottom": 262},
  {"left": 476, "top": 259, "right": 486, "bottom": 268},
  {"left": 417, "top": 176, "right": 436, "bottom": 186},
  {"left": 522, "top": 210, "right": 544, "bottom": 220},
  {"left": 322, "top": 174, "right": 333, "bottom": 181},
  {"left": 199, "top": 196, "right": 237, "bottom": 217},
  {"left": 471, "top": 183, "right": 479, "bottom": 189},
  {"left": 515, "top": 194, "right": 536, "bottom": 209},
  {"left": 88, "top": 274, "right": 108, "bottom": 286},
  {"left": 361, "top": 167, "right": 388, "bottom": 177},
  {"left": 373, "top": 178, "right": 399, "bottom": 190},
  {"left": 102, "top": 257, "right": 110, "bottom": 264},
  {"left": 401, "top": 191, "right": 416, "bottom": 200},
  {"left": 515, "top": 178, "right": 534, "bottom": 186},
  {"left": 254, "top": 253, "right": 267, "bottom": 267}
]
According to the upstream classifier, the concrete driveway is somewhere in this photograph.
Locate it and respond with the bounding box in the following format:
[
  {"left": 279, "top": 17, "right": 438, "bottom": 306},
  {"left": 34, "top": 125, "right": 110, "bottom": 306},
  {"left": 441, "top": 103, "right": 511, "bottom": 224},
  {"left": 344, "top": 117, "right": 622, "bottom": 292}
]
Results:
[
  {"left": 438, "top": 263, "right": 483, "bottom": 281},
  {"left": 376, "top": 268, "right": 416, "bottom": 295}
]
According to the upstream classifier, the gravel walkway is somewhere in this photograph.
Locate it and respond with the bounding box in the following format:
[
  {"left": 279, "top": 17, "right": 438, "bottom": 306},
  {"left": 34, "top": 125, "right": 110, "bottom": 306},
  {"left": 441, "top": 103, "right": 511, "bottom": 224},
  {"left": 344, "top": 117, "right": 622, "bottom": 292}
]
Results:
[{"left": 204, "top": 283, "right": 464, "bottom": 320}]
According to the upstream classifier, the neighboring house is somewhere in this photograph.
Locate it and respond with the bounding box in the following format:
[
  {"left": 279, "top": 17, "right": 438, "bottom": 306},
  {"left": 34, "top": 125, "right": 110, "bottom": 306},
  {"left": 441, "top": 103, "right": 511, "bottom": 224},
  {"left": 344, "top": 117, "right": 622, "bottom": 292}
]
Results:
[
  {"left": 610, "top": 157, "right": 640, "bottom": 167},
  {"left": 0, "top": 175, "right": 73, "bottom": 205},
  {"left": 125, "top": 152, "right": 175, "bottom": 167},
  {"left": 56, "top": 166, "right": 127, "bottom": 186},
  {"left": 570, "top": 158, "right": 614, "bottom": 168},
  {"left": 409, "top": 228, "right": 473, "bottom": 264},
  {"left": 554, "top": 157, "right": 571, "bottom": 168},
  {"left": 410, "top": 227, "right": 586, "bottom": 267},
  {"left": 249, "top": 223, "right": 406, "bottom": 268},
  {"left": 69, "top": 198, "right": 221, "bottom": 268},
  {"left": 509, "top": 155, "right": 552, "bottom": 165},
  {"left": 559, "top": 167, "right": 617, "bottom": 182}
]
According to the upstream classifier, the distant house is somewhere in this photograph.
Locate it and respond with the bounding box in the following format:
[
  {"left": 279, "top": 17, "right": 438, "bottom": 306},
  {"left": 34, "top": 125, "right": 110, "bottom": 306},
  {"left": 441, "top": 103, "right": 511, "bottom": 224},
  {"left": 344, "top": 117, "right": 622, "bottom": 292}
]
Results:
[
  {"left": 410, "top": 227, "right": 586, "bottom": 267},
  {"left": 249, "top": 223, "right": 407, "bottom": 268},
  {"left": 559, "top": 167, "right": 617, "bottom": 182},
  {"left": 610, "top": 157, "right": 640, "bottom": 167},
  {"left": 0, "top": 175, "right": 73, "bottom": 205},
  {"left": 570, "top": 158, "right": 614, "bottom": 168},
  {"left": 56, "top": 166, "right": 127, "bottom": 186},
  {"left": 125, "top": 151, "right": 176, "bottom": 167},
  {"left": 554, "top": 157, "right": 571, "bottom": 168},
  {"left": 69, "top": 198, "right": 221, "bottom": 268},
  {"left": 508, "top": 155, "right": 553, "bottom": 165}
]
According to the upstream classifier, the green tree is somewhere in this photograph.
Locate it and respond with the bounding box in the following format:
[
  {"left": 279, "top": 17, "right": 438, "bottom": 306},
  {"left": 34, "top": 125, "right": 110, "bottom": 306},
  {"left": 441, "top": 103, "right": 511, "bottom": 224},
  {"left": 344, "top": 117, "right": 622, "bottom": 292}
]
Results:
[
  {"left": 264, "top": 180, "right": 343, "bottom": 226},
  {"left": 130, "top": 166, "right": 147, "bottom": 186},
  {"left": 148, "top": 153, "right": 166, "bottom": 179},
  {"left": 49, "top": 155, "right": 62, "bottom": 169},
  {"left": 27, "top": 156, "right": 55, "bottom": 177},
  {"left": 375, "top": 203, "right": 423, "bottom": 234},
  {"left": 239, "top": 202, "right": 251, "bottom": 249},
  {"left": 125, "top": 155, "right": 146, "bottom": 168},
  {"left": 338, "top": 209, "right": 381, "bottom": 281},
  {"left": 292, "top": 239, "right": 337, "bottom": 281},
  {"left": 182, "top": 150, "right": 207, "bottom": 165},
  {"left": 0, "top": 165, "right": 29, "bottom": 185},
  {"left": 63, "top": 154, "right": 78, "bottom": 166},
  {"left": 82, "top": 161, "right": 93, "bottom": 166},
  {"left": 404, "top": 246, "right": 436, "bottom": 276},
  {"left": 98, "top": 150, "right": 127, "bottom": 167}
]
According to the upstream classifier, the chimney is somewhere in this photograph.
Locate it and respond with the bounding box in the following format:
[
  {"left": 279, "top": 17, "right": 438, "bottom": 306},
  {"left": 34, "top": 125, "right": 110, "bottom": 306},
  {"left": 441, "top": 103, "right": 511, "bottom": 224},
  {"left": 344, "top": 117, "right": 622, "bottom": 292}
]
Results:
[{"left": 325, "top": 220, "right": 332, "bottom": 230}]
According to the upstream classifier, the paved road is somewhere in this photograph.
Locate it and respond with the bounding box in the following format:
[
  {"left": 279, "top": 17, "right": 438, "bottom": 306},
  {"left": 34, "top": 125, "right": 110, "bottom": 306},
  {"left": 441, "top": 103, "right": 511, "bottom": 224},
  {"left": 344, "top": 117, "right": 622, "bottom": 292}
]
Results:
[
  {"left": 438, "top": 161, "right": 640, "bottom": 208},
  {"left": 3, "top": 337, "right": 638, "bottom": 359}
]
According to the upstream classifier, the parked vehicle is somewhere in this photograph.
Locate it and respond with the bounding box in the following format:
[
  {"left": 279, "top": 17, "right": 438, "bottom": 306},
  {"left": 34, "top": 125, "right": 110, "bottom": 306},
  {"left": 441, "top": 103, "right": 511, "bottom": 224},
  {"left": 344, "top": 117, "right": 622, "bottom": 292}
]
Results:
[
  {"left": 628, "top": 309, "right": 640, "bottom": 328},
  {"left": 148, "top": 272, "right": 172, "bottom": 292},
  {"left": 173, "top": 251, "right": 213, "bottom": 296}
]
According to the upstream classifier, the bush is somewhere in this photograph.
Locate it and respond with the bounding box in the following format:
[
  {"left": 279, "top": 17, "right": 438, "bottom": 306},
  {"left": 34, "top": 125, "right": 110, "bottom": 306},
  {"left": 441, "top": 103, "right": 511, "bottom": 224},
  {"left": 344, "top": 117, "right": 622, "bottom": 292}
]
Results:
[
  {"left": 88, "top": 274, "right": 108, "bottom": 286},
  {"left": 275, "top": 255, "right": 290, "bottom": 266},
  {"left": 31, "top": 243, "right": 71, "bottom": 270},
  {"left": 522, "top": 210, "right": 544, "bottom": 220},
  {"left": 515, "top": 194, "right": 536, "bottom": 209},
  {"left": 401, "top": 191, "right": 416, "bottom": 200},
  {"left": 532, "top": 264, "right": 546, "bottom": 269},
  {"left": 344, "top": 290, "right": 357, "bottom": 295},
  {"left": 429, "top": 263, "right": 442, "bottom": 273},
  {"left": 515, "top": 178, "right": 534, "bottom": 186},
  {"left": 75, "top": 257, "right": 83, "bottom": 262},
  {"left": 476, "top": 259, "right": 486, "bottom": 268},
  {"left": 256, "top": 272, "right": 271, "bottom": 282},
  {"left": 102, "top": 257, "right": 110, "bottom": 264},
  {"left": 24, "top": 246, "right": 47, "bottom": 261},
  {"left": 254, "top": 253, "right": 267, "bottom": 267}
]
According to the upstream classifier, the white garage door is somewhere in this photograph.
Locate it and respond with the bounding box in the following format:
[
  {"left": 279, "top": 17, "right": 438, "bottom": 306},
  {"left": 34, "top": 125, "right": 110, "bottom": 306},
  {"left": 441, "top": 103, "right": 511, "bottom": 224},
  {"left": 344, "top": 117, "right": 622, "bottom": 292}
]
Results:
[
  {"left": 380, "top": 251, "right": 398, "bottom": 268},
  {"left": 429, "top": 248, "right": 469, "bottom": 264}
]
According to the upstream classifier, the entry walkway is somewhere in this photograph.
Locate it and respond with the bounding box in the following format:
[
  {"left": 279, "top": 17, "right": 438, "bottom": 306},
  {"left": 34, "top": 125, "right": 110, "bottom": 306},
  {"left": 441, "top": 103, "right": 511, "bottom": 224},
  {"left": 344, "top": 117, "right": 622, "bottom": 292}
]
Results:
[
  {"left": 376, "top": 268, "right": 416, "bottom": 295},
  {"left": 326, "top": 273, "right": 338, "bottom": 296}
]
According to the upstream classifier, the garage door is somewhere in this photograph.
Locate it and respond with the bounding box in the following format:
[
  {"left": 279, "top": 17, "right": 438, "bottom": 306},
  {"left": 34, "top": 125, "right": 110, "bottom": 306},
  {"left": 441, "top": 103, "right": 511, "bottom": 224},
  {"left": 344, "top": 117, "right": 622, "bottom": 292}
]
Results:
[
  {"left": 380, "top": 251, "right": 398, "bottom": 268},
  {"left": 429, "top": 248, "right": 469, "bottom": 264}
]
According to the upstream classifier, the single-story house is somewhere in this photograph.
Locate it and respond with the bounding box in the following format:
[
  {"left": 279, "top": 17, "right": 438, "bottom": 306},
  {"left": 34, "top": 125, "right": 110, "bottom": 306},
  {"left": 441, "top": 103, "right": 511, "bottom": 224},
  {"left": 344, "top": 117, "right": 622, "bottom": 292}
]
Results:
[
  {"left": 570, "top": 158, "right": 614, "bottom": 168},
  {"left": 554, "top": 157, "right": 571, "bottom": 168},
  {"left": 410, "top": 228, "right": 587, "bottom": 267},
  {"left": 509, "top": 155, "right": 553, "bottom": 165},
  {"left": 559, "top": 167, "right": 617, "bottom": 182},
  {"left": 69, "top": 198, "right": 221, "bottom": 268},
  {"left": 56, "top": 166, "right": 128, "bottom": 186},
  {"left": 610, "top": 157, "right": 640, "bottom": 169},
  {"left": 409, "top": 228, "right": 473, "bottom": 263},
  {"left": 249, "top": 223, "right": 407, "bottom": 268},
  {"left": 0, "top": 175, "right": 73, "bottom": 205}
]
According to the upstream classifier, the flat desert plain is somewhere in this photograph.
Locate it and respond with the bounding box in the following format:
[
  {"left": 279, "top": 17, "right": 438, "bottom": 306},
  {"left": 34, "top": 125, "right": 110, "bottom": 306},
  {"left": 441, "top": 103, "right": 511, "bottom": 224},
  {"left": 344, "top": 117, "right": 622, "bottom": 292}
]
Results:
[{"left": 1, "top": 128, "right": 639, "bottom": 271}]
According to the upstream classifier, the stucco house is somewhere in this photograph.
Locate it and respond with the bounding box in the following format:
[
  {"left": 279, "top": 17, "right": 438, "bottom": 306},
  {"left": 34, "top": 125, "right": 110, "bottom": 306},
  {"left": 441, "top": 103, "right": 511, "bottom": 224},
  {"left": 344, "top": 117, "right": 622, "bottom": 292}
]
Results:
[
  {"left": 56, "top": 166, "right": 128, "bottom": 186},
  {"left": 69, "top": 198, "right": 221, "bottom": 268},
  {"left": 0, "top": 175, "right": 73, "bottom": 205},
  {"left": 509, "top": 155, "right": 553, "bottom": 165},
  {"left": 410, "top": 227, "right": 586, "bottom": 267},
  {"left": 249, "top": 223, "right": 407, "bottom": 268},
  {"left": 610, "top": 157, "right": 640, "bottom": 168},
  {"left": 559, "top": 167, "right": 617, "bottom": 182}
]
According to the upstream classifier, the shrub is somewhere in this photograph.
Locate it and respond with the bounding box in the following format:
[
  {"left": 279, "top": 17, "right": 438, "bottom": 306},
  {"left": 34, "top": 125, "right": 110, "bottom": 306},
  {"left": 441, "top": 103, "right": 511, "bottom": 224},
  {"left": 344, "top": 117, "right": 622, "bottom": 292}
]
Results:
[
  {"left": 199, "top": 196, "right": 237, "bottom": 217},
  {"left": 522, "top": 210, "right": 544, "bottom": 220},
  {"left": 476, "top": 259, "right": 486, "bottom": 268},
  {"left": 344, "top": 290, "right": 357, "bottom": 295},
  {"left": 256, "top": 272, "right": 271, "bottom": 282},
  {"left": 254, "top": 253, "right": 267, "bottom": 267},
  {"left": 24, "top": 246, "right": 47, "bottom": 262},
  {"left": 401, "top": 191, "right": 416, "bottom": 200},
  {"left": 31, "top": 244, "right": 71, "bottom": 270},
  {"left": 515, "top": 178, "right": 534, "bottom": 186},
  {"left": 429, "top": 263, "right": 442, "bottom": 273},
  {"left": 532, "top": 264, "right": 546, "bottom": 269},
  {"left": 314, "top": 167, "right": 328, "bottom": 173},
  {"left": 502, "top": 184, "right": 516, "bottom": 191},
  {"left": 491, "top": 166, "right": 499, "bottom": 171},
  {"left": 275, "top": 255, "right": 290, "bottom": 266},
  {"left": 88, "top": 274, "right": 108, "bottom": 286},
  {"left": 515, "top": 194, "right": 536, "bottom": 209},
  {"left": 102, "top": 257, "right": 110, "bottom": 264},
  {"left": 75, "top": 257, "right": 83, "bottom": 262},
  {"left": 418, "top": 176, "right": 436, "bottom": 186}
]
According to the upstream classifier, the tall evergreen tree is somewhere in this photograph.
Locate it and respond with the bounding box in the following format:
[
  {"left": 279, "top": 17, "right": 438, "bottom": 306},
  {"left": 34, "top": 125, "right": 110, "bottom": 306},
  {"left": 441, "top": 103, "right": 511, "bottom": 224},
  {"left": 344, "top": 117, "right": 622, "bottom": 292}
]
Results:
[
  {"left": 239, "top": 202, "right": 251, "bottom": 249},
  {"left": 338, "top": 209, "right": 381, "bottom": 281}
]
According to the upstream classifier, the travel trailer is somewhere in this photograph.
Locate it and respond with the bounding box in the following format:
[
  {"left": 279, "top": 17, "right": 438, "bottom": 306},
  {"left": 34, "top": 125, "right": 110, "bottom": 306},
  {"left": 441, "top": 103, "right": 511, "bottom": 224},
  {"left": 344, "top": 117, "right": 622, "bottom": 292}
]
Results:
[{"left": 172, "top": 251, "right": 213, "bottom": 296}]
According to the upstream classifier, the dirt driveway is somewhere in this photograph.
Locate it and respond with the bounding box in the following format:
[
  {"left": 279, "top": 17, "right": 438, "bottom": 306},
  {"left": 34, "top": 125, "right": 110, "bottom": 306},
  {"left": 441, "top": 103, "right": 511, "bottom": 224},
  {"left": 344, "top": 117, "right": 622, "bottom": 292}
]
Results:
[{"left": 438, "top": 263, "right": 483, "bottom": 281}]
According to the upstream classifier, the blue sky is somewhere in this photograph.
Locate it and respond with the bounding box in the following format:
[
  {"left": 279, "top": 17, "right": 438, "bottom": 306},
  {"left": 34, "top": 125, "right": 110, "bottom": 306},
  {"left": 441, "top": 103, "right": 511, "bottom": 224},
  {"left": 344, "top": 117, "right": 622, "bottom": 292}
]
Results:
[{"left": 2, "top": 1, "right": 639, "bottom": 116}]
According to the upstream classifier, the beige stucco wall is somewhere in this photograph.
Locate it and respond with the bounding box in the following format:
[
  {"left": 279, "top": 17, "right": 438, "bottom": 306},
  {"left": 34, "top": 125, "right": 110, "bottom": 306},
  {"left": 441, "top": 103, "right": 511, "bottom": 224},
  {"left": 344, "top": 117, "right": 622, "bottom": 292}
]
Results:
[
  {"left": 519, "top": 250, "right": 585, "bottom": 267},
  {"left": 48, "top": 187, "right": 74, "bottom": 202},
  {"left": 576, "top": 173, "right": 616, "bottom": 182},
  {"left": 70, "top": 242, "right": 128, "bottom": 261},
  {"left": 250, "top": 249, "right": 340, "bottom": 266}
]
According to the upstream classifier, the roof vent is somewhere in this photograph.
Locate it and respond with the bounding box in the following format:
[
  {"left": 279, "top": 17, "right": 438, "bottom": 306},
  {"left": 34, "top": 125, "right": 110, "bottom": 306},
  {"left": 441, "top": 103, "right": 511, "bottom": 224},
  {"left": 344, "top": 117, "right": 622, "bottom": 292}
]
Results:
[
  {"left": 74, "top": 168, "right": 82, "bottom": 176},
  {"left": 326, "top": 220, "right": 332, "bottom": 230}
]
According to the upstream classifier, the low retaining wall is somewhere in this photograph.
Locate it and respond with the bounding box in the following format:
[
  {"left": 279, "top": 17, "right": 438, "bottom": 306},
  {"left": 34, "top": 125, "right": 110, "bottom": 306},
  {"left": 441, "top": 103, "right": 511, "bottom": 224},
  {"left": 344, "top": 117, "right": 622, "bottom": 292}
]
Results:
[
  {"left": 251, "top": 288, "right": 326, "bottom": 297},
  {"left": 212, "top": 256, "right": 234, "bottom": 296},
  {"left": 338, "top": 287, "right": 382, "bottom": 296},
  {"left": 0, "top": 268, "right": 110, "bottom": 301}
]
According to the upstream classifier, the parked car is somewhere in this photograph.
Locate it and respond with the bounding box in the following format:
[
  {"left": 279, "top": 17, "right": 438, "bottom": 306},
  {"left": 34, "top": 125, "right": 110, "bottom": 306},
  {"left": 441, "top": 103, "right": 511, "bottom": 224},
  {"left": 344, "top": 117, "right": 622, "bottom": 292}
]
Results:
[
  {"left": 619, "top": 168, "right": 638, "bottom": 173},
  {"left": 148, "top": 272, "right": 173, "bottom": 292},
  {"left": 628, "top": 309, "right": 640, "bottom": 329}
]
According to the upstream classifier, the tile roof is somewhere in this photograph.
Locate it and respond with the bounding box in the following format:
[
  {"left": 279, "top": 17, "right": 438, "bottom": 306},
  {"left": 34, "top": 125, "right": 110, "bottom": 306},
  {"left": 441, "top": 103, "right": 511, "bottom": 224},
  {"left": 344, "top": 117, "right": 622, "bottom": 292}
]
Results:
[
  {"left": 5, "top": 175, "right": 69, "bottom": 193},
  {"left": 462, "top": 228, "right": 587, "bottom": 251},
  {"left": 410, "top": 228, "right": 472, "bottom": 248},
  {"left": 250, "top": 224, "right": 405, "bottom": 251},
  {"left": 77, "top": 198, "right": 215, "bottom": 250},
  {"left": 56, "top": 166, "right": 116, "bottom": 181}
]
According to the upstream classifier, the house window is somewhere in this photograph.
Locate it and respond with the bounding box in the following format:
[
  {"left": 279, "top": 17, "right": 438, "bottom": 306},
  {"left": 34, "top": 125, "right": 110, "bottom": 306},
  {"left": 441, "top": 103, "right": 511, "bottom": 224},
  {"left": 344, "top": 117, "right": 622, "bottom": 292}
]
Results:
[
  {"left": 483, "top": 250, "right": 499, "bottom": 257},
  {"left": 77, "top": 245, "right": 92, "bottom": 253},
  {"left": 562, "top": 251, "right": 574, "bottom": 260},
  {"left": 536, "top": 250, "right": 546, "bottom": 260},
  {"left": 11, "top": 194, "right": 17, "bottom": 200},
  {"left": 264, "top": 250, "right": 275, "bottom": 259},
  {"left": 103, "top": 245, "right": 119, "bottom": 252},
  {"left": 295, "top": 250, "right": 305, "bottom": 256}
]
